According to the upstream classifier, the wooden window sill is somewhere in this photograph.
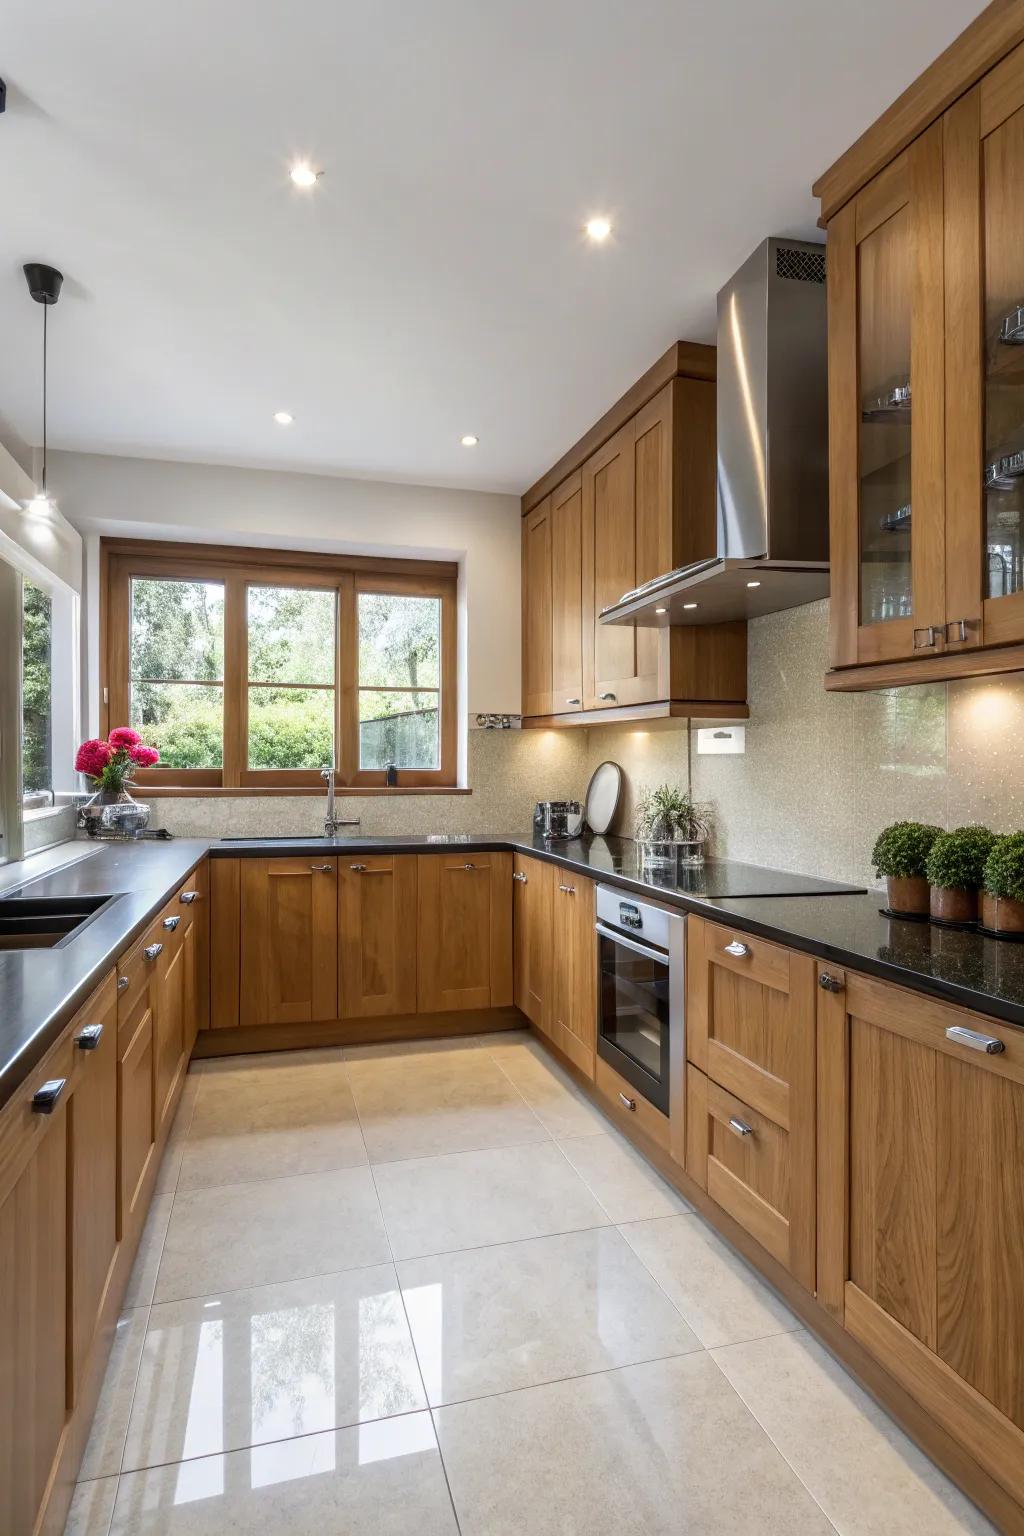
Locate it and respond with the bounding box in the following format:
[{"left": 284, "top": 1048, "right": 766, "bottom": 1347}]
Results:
[{"left": 137, "top": 785, "right": 471, "bottom": 798}]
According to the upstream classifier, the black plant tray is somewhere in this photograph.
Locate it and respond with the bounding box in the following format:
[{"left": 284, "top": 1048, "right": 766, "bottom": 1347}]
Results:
[
  {"left": 977, "top": 924, "right": 1024, "bottom": 943},
  {"left": 878, "top": 906, "right": 929, "bottom": 923}
]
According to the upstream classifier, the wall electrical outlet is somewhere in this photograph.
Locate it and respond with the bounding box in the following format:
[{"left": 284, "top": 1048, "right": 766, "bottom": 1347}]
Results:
[{"left": 696, "top": 725, "right": 745, "bottom": 755}]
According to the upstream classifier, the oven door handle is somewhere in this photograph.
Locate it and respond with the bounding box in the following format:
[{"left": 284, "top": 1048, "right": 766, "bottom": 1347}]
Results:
[{"left": 594, "top": 921, "right": 670, "bottom": 964}]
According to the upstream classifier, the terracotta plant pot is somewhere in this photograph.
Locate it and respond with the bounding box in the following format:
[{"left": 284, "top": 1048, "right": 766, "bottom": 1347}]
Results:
[
  {"left": 980, "top": 891, "right": 1024, "bottom": 935},
  {"left": 930, "top": 884, "right": 978, "bottom": 926},
  {"left": 885, "top": 874, "right": 930, "bottom": 917}
]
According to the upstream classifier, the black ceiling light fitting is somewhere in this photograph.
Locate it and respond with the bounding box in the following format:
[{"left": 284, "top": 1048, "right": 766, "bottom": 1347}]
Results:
[{"left": 22, "top": 262, "right": 63, "bottom": 517}]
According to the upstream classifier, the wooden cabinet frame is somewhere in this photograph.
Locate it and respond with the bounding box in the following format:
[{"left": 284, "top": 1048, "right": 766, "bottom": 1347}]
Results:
[{"left": 102, "top": 538, "right": 458, "bottom": 790}]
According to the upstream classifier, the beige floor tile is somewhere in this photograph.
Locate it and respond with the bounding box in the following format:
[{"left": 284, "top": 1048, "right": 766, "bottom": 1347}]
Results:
[
  {"left": 62, "top": 1477, "right": 117, "bottom": 1536},
  {"left": 620, "top": 1214, "right": 798, "bottom": 1348},
  {"left": 713, "top": 1330, "right": 997, "bottom": 1534},
  {"left": 178, "top": 1060, "right": 366, "bottom": 1190},
  {"left": 122, "top": 1193, "right": 174, "bottom": 1309},
  {"left": 398, "top": 1226, "right": 700, "bottom": 1405},
  {"left": 342, "top": 1036, "right": 498, "bottom": 1062},
  {"left": 155, "top": 1073, "right": 201, "bottom": 1195},
  {"left": 488, "top": 1042, "right": 608, "bottom": 1137},
  {"left": 346, "top": 1050, "right": 548, "bottom": 1163},
  {"left": 374, "top": 1142, "right": 610, "bottom": 1260},
  {"left": 108, "top": 1417, "right": 459, "bottom": 1534},
  {"left": 434, "top": 1353, "right": 834, "bottom": 1535},
  {"left": 559, "top": 1132, "right": 689, "bottom": 1222},
  {"left": 155, "top": 1167, "right": 390, "bottom": 1302},
  {"left": 123, "top": 1264, "right": 425, "bottom": 1471},
  {"left": 78, "top": 1309, "right": 150, "bottom": 1480}
]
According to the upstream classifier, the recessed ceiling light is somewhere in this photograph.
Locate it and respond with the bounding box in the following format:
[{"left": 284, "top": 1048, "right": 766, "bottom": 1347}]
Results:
[
  {"left": 273, "top": 411, "right": 294, "bottom": 426},
  {"left": 746, "top": 580, "right": 761, "bottom": 588},
  {"left": 460, "top": 434, "right": 479, "bottom": 447},
  {"left": 654, "top": 607, "right": 667, "bottom": 614},
  {"left": 683, "top": 601, "right": 699, "bottom": 610},
  {"left": 289, "top": 162, "right": 319, "bottom": 189},
  {"left": 585, "top": 216, "right": 612, "bottom": 242}
]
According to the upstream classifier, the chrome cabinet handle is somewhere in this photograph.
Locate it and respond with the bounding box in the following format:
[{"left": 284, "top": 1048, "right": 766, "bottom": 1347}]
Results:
[
  {"left": 819, "top": 972, "right": 845, "bottom": 992},
  {"left": 163, "top": 915, "right": 181, "bottom": 931},
  {"left": 945, "top": 618, "right": 976, "bottom": 644},
  {"left": 618, "top": 1092, "right": 637, "bottom": 1112},
  {"left": 144, "top": 943, "right": 163, "bottom": 961},
  {"left": 117, "top": 975, "right": 130, "bottom": 993},
  {"left": 513, "top": 871, "right": 527, "bottom": 883},
  {"left": 559, "top": 883, "right": 575, "bottom": 894},
  {"left": 76, "top": 1023, "right": 103, "bottom": 1050},
  {"left": 349, "top": 863, "right": 368, "bottom": 872},
  {"left": 32, "top": 1078, "right": 66, "bottom": 1114},
  {"left": 913, "top": 625, "right": 940, "bottom": 649},
  {"left": 945, "top": 1025, "right": 1005, "bottom": 1055},
  {"left": 728, "top": 1116, "right": 754, "bottom": 1138},
  {"left": 179, "top": 891, "right": 198, "bottom": 905},
  {"left": 310, "top": 864, "right": 333, "bottom": 872},
  {"left": 566, "top": 697, "right": 582, "bottom": 706},
  {"left": 724, "top": 940, "right": 750, "bottom": 958},
  {"left": 599, "top": 691, "right": 617, "bottom": 702},
  {"left": 461, "top": 862, "right": 476, "bottom": 870}
]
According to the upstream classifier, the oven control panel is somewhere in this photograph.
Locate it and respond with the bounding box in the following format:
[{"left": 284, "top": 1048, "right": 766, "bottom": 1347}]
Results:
[
  {"left": 595, "top": 883, "right": 682, "bottom": 953},
  {"left": 618, "top": 902, "right": 642, "bottom": 930}
]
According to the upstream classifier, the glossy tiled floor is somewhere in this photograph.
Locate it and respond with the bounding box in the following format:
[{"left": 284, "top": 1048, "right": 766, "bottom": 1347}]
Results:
[{"left": 65, "top": 1033, "right": 995, "bottom": 1536}]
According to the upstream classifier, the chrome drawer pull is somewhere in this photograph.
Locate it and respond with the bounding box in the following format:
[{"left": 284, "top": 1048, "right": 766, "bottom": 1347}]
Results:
[
  {"left": 163, "top": 915, "right": 181, "bottom": 931},
  {"left": 349, "top": 863, "right": 368, "bottom": 872},
  {"left": 461, "top": 862, "right": 476, "bottom": 870},
  {"left": 513, "top": 871, "right": 527, "bottom": 883},
  {"left": 559, "top": 883, "right": 576, "bottom": 895},
  {"left": 945, "top": 1025, "right": 1005, "bottom": 1056},
  {"left": 618, "top": 1092, "right": 637, "bottom": 1112},
  {"left": 728, "top": 1116, "right": 754, "bottom": 1138},
  {"left": 76, "top": 1024, "right": 103, "bottom": 1050},
  {"left": 179, "top": 891, "right": 198, "bottom": 905},
  {"left": 117, "top": 975, "right": 130, "bottom": 993},
  {"left": 310, "top": 864, "right": 333, "bottom": 872},
  {"left": 32, "top": 1078, "right": 66, "bottom": 1114},
  {"left": 599, "top": 691, "right": 617, "bottom": 702},
  {"left": 566, "top": 697, "right": 582, "bottom": 706},
  {"left": 819, "top": 972, "right": 845, "bottom": 992},
  {"left": 144, "top": 943, "right": 163, "bottom": 961},
  {"left": 724, "top": 940, "right": 750, "bottom": 958}
]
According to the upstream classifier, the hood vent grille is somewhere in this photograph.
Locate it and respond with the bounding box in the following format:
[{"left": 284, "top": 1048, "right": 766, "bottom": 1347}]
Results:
[{"left": 775, "top": 246, "right": 825, "bottom": 284}]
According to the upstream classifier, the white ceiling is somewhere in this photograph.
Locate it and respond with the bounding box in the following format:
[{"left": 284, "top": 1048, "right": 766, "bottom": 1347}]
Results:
[{"left": 2, "top": 0, "right": 984, "bottom": 495}]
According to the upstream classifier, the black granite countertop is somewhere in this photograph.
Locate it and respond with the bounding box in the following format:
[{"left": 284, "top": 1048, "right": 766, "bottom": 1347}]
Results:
[{"left": 3, "top": 830, "right": 1023, "bottom": 1115}]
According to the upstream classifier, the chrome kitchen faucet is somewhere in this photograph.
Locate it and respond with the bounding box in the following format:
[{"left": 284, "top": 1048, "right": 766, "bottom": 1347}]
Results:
[{"left": 321, "top": 766, "right": 360, "bottom": 837}]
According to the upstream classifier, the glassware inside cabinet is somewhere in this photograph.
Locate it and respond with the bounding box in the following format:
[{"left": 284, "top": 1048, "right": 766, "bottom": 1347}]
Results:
[{"left": 858, "top": 206, "right": 913, "bottom": 626}]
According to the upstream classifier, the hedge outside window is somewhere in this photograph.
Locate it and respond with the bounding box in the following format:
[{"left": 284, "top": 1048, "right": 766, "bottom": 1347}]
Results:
[{"left": 103, "top": 540, "right": 457, "bottom": 790}]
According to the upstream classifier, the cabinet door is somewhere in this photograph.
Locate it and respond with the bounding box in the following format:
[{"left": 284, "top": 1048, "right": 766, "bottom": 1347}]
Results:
[
  {"left": 68, "top": 975, "right": 119, "bottom": 1408},
  {"left": 339, "top": 854, "right": 417, "bottom": 1017},
  {"left": 686, "top": 917, "right": 816, "bottom": 1289},
  {"left": 828, "top": 123, "right": 946, "bottom": 668},
  {"left": 240, "top": 858, "right": 339, "bottom": 1026},
  {"left": 817, "top": 967, "right": 1024, "bottom": 1510},
  {"left": 551, "top": 874, "right": 596, "bottom": 1078},
  {"left": 583, "top": 419, "right": 652, "bottom": 708},
  {"left": 417, "top": 853, "right": 513, "bottom": 1013},
  {"left": 549, "top": 473, "right": 584, "bottom": 712},
  {"left": 944, "top": 47, "right": 1024, "bottom": 652},
  {"left": 0, "top": 1101, "right": 67, "bottom": 1536},
  {"left": 513, "top": 854, "right": 552, "bottom": 1030},
  {"left": 522, "top": 497, "right": 553, "bottom": 716},
  {"left": 154, "top": 932, "right": 188, "bottom": 1131},
  {"left": 118, "top": 1000, "right": 156, "bottom": 1242}
]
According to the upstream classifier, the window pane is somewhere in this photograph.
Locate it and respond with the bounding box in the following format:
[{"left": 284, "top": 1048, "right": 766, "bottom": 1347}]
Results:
[
  {"left": 131, "top": 682, "right": 223, "bottom": 769},
  {"left": 248, "top": 687, "right": 334, "bottom": 770},
  {"left": 359, "top": 690, "right": 439, "bottom": 770},
  {"left": 22, "top": 581, "right": 53, "bottom": 799},
  {"left": 358, "top": 593, "right": 440, "bottom": 690},
  {"left": 248, "top": 586, "right": 335, "bottom": 685},
  {"left": 131, "top": 579, "right": 224, "bottom": 681}
]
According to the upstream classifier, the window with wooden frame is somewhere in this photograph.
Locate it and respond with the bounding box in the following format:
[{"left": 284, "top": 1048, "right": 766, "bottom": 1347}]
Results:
[{"left": 101, "top": 540, "right": 458, "bottom": 791}]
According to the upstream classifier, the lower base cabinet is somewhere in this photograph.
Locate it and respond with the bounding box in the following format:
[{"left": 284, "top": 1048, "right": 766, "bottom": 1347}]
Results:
[
  {"left": 513, "top": 852, "right": 552, "bottom": 1028},
  {"left": 551, "top": 871, "right": 597, "bottom": 1078},
  {"left": 417, "top": 853, "right": 513, "bottom": 1012},
  {"left": 339, "top": 854, "right": 418, "bottom": 1017}
]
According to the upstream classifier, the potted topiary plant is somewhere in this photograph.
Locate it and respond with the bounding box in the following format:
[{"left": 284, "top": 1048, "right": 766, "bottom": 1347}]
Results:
[
  {"left": 980, "top": 832, "right": 1024, "bottom": 937},
  {"left": 635, "top": 784, "right": 713, "bottom": 871},
  {"left": 925, "top": 824, "right": 997, "bottom": 926},
  {"left": 871, "top": 821, "right": 942, "bottom": 918}
]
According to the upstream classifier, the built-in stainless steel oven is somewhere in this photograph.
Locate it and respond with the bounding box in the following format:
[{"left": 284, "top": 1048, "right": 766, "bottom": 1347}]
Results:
[{"left": 595, "top": 884, "right": 685, "bottom": 1116}]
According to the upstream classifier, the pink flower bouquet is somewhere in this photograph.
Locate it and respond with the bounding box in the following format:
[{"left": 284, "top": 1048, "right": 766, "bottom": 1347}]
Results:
[{"left": 75, "top": 727, "right": 160, "bottom": 796}]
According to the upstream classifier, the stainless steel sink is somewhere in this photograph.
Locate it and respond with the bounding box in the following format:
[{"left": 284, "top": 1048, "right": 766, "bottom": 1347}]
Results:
[{"left": 0, "top": 894, "right": 115, "bottom": 949}]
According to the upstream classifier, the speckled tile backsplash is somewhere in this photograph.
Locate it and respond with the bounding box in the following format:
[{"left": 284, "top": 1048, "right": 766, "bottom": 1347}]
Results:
[{"left": 142, "top": 598, "right": 1024, "bottom": 887}]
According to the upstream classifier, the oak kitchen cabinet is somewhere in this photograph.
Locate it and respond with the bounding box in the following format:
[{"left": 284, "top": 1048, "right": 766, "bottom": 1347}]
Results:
[
  {"left": 239, "top": 856, "right": 339, "bottom": 1027},
  {"left": 817, "top": 964, "right": 1024, "bottom": 1514},
  {"left": 549, "top": 870, "right": 597, "bottom": 1079},
  {"left": 521, "top": 351, "right": 748, "bottom": 725},
  {"left": 512, "top": 852, "right": 552, "bottom": 1031},
  {"left": 417, "top": 852, "right": 513, "bottom": 1012},
  {"left": 822, "top": 30, "right": 1024, "bottom": 686},
  {"left": 339, "top": 854, "right": 418, "bottom": 1017}
]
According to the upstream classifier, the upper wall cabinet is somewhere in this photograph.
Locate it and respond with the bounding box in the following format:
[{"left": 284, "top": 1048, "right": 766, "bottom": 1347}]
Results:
[
  {"left": 521, "top": 349, "right": 748, "bottom": 726},
  {"left": 821, "top": 19, "right": 1024, "bottom": 688}
]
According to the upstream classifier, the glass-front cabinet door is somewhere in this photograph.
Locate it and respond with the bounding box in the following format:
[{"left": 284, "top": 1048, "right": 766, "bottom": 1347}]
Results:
[
  {"left": 945, "top": 42, "right": 1024, "bottom": 653},
  {"left": 828, "top": 123, "right": 946, "bottom": 669}
]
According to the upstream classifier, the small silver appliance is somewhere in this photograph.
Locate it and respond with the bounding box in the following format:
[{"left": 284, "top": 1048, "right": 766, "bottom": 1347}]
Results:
[{"left": 533, "top": 800, "right": 585, "bottom": 841}]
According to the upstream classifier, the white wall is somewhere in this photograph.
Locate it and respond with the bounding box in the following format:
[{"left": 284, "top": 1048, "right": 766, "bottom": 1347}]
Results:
[{"left": 49, "top": 450, "right": 523, "bottom": 739}]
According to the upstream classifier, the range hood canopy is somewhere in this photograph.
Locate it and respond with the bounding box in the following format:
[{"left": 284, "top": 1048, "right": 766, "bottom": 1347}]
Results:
[{"left": 602, "top": 237, "right": 829, "bottom": 629}]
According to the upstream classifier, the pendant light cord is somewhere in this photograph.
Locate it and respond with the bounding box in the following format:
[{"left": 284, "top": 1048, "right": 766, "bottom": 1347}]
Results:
[{"left": 41, "top": 300, "right": 48, "bottom": 496}]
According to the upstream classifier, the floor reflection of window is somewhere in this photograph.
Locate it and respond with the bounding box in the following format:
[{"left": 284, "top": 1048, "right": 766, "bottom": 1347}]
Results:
[
  {"left": 250, "top": 1429, "right": 337, "bottom": 1489},
  {"left": 397, "top": 1283, "right": 443, "bottom": 1405},
  {"left": 357, "top": 1411, "right": 436, "bottom": 1466},
  {"left": 174, "top": 1323, "right": 225, "bottom": 1506},
  {"left": 250, "top": 1301, "right": 335, "bottom": 1444}
]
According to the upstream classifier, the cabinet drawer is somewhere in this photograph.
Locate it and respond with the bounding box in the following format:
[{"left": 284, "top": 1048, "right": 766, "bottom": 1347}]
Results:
[
  {"left": 0, "top": 1023, "right": 78, "bottom": 1208},
  {"left": 595, "top": 1055, "right": 670, "bottom": 1151},
  {"left": 116, "top": 917, "right": 168, "bottom": 1029},
  {"left": 701, "top": 921, "right": 792, "bottom": 992}
]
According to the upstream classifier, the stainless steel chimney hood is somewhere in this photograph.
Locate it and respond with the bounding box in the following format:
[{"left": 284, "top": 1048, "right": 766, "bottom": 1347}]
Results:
[{"left": 601, "top": 237, "right": 829, "bottom": 629}]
